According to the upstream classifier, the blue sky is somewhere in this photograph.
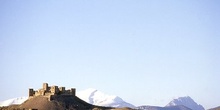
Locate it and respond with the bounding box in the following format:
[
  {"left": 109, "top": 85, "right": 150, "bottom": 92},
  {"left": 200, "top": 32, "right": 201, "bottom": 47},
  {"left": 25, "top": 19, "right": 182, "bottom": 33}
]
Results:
[{"left": 0, "top": 0, "right": 219, "bottom": 109}]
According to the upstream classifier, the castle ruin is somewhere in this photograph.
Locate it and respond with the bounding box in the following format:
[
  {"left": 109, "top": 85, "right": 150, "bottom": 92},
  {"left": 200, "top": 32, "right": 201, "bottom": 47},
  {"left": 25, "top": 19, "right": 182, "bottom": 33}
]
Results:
[{"left": 29, "top": 83, "right": 75, "bottom": 101}]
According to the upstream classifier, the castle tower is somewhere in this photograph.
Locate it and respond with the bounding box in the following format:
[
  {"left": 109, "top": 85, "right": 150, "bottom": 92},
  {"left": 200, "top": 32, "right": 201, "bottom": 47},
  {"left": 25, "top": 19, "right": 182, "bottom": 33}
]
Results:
[
  {"left": 51, "top": 86, "right": 58, "bottom": 95},
  {"left": 59, "top": 87, "right": 65, "bottom": 93},
  {"left": 43, "top": 83, "right": 48, "bottom": 91},
  {"left": 70, "top": 88, "right": 75, "bottom": 96},
  {"left": 29, "top": 88, "right": 34, "bottom": 97}
]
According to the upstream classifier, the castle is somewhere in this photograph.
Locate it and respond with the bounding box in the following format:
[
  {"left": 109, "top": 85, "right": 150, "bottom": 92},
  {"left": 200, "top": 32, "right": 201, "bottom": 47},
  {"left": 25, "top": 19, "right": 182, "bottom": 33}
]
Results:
[{"left": 29, "top": 83, "right": 75, "bottom": 100}]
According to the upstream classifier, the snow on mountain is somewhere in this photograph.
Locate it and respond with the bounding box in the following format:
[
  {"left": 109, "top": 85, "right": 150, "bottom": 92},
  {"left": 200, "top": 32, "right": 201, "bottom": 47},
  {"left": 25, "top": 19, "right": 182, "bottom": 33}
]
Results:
[
  {"left": 0, "top": 97, "right": 28, "bottom": 107},
  {"left": 76, "top": 88, "right": 135, "bottom": 108},
  {"left": 166, "top": 96, "right": 205, "bottom": 110}
]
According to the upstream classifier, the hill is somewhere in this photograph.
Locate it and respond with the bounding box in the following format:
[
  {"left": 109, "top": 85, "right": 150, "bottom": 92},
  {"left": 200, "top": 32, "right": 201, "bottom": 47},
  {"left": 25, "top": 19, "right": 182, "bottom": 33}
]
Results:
[{"left": 1, "top": 95, "right": 114, "bottom": 110}]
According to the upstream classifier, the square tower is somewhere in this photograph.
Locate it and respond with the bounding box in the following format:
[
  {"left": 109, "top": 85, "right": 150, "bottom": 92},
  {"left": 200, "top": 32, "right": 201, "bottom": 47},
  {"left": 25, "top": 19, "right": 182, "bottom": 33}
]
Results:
[
  {"left": 51, "top": 86, "right": 59, "bottom": 95},
  {"left": 70, "top": 88, "right": 75, "bottom": 96},
  {"left": 59, "top": 87, "right": 65, "bottom": 93},
  {"left": 43, "top": 83, "right": 48, "bottom": 91},
  {"left": 29, "top": 88, "right": 34, "bottom": 97}
]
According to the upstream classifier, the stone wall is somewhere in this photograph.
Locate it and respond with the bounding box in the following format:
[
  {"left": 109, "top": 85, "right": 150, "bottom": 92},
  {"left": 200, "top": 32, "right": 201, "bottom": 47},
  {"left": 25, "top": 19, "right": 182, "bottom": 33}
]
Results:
[{"left": 28, "top": 83, "right": 76, "bottom": 99}]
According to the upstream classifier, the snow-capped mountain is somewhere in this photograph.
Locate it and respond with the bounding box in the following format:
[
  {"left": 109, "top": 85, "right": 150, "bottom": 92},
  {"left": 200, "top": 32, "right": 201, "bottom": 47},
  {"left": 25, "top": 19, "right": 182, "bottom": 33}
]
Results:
[
  {"left": 0, "top": 97, "right": 28, "bottom": 107},
  {"left": 76, "top": 88, "right": 135, "bottom": 108},
  {"left": 166, "top": 96, "right": 205, "bottom": 110}
]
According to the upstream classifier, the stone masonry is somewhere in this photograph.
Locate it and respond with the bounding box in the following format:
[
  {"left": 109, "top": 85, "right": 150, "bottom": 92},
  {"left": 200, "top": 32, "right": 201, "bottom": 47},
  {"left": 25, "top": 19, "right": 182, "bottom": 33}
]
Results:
[{"left": 29, "top": 83, "right": 75, "bottom": 101}]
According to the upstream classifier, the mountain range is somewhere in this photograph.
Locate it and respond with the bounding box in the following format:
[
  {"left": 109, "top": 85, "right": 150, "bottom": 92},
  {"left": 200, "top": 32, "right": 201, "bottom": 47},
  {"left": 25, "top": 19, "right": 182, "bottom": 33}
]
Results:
[{"left": 0, "top": 89, "right": 207, "bottom": 110}]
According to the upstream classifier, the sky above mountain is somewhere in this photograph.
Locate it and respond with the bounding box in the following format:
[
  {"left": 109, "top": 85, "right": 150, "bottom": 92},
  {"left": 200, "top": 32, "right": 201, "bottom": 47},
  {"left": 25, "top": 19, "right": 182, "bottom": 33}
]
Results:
[{"left": 0, "top": 0, "right": 219, "bottom": 109}]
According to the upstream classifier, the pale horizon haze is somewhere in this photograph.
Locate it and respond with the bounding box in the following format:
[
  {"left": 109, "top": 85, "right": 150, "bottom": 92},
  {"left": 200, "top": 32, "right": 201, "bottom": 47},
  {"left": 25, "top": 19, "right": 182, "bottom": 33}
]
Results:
[{"left": 0, "top": 0, "right": 220, "bottom": 109}]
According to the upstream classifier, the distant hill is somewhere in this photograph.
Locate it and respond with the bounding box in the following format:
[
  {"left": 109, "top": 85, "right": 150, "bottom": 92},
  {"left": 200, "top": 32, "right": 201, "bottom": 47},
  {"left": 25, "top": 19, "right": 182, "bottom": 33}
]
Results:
[{"left": 136, "top": 105, "right": 192, "bottom": 110}]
